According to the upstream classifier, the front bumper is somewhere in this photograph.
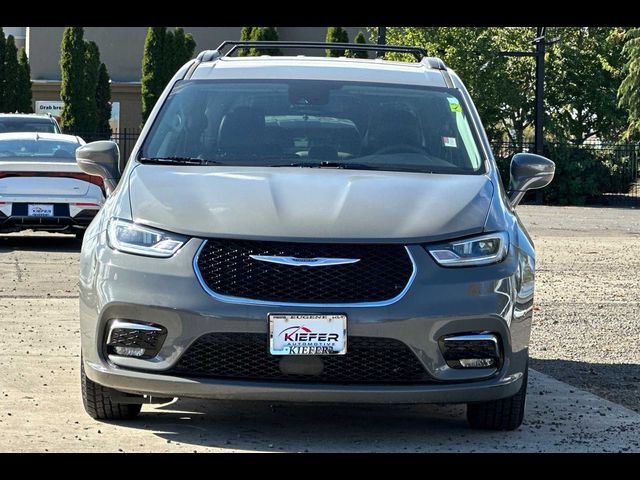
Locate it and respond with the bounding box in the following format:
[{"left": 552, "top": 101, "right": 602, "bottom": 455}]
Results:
[
  {"left": 80, "top": 235, "right": 534, "bottom": 404},
  {"left": 84, "top": 358, "right": 525, "bottom": 403}
]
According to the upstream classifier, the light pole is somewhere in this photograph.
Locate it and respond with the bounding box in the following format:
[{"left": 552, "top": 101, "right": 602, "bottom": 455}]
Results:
[
  {"left": 377, "top": 27, "right": 386, "bottom": 58},
  {"left": 498, "top": 27, "right": 558, "bottom": 156},
  {"left": 533, "top": 26, "right": 546, "bottom": 156}
]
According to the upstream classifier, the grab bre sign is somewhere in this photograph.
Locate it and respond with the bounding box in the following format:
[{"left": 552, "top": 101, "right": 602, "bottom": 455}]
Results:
[
  {"left": 34, "top": 100, "right": 120, "bottom": 132},
  {"left": 35, "top": 100, "right": 63, "bottom": 119}
]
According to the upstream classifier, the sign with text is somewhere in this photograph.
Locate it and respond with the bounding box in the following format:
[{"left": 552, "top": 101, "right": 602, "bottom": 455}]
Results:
[{"left": 34, "top": 100, "right": 120, "bottom": 132}]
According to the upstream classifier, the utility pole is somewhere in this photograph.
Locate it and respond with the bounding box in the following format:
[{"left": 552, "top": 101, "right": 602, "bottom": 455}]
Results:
[
  {"left": 533, "top": 27, "right": 546, "bottom": 156},
  {"left": 377, "top": 27, "right": 386, "bottom": 57},
  {"left": 499, "top": 27, "right": 558, "bottom": 156}
]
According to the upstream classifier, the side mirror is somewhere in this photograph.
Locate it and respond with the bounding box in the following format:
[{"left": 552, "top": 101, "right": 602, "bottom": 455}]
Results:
[
  {"left": 76, "top": 141, "right": 120, "bottom": 196},
  {"left": 508, "top": 153, "right": 555, "bottom": 207}
]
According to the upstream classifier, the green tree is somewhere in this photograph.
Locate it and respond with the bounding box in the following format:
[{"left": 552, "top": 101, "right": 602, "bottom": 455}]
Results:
[
  {"left": 141, "top": 27, "right": 196, "bottom": 124},
  {"left": 0, "top": 30, "right": 6, "bottom": 112},
  {"left": 16, "top": 48, "right": 33, "bottom": 113},
  {"left": 170, "top": 27, "right": 195, "bottom": 76},
  {"left": 381, "top": 27, "right": 629, "bottom": 146},
  {"left": 95, "top": 63, "right": 112, "bottom": 136},
  {"left": 348, "top": 30, "right": 368, "bottom": 59},
  {"left": 618, "top": 28, "right": 640, "bottom": 138},
  {"left": 60, "top": 27, "right": 92, "bottom": 132},
  {"left": 545, "top": 27, "right": 627, "bottom": 143},
  {"left": 249, "top": 27, "right": 280, "bottom": 56},
  {"left": 325, "top": 27, "right": 349, "bottom": 57},
  {"left": 238, "top": 27, "right": 254, "bottom": 56},
  {"left": 141, "top": 27, "right": 167, "bottom": 123},
  {"left": 3, "top": 35, "right": 20, "bottom": 113},
  {"left": 382, "top": 27, "right": 535, "bottom": 146},
  {"left": 83, "top": 40, "right": 101, "bottom": 134},
  {"left": 163, "top": 28, "right": 176, "bottom": 85}
]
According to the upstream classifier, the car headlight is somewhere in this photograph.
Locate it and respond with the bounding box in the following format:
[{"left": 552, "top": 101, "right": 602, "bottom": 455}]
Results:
[
  {"left": 426, "top": 232, "right": 509, "bottom": 267},
  {"left": 107, "top": 218, "right": 188, "bottom": 257}
]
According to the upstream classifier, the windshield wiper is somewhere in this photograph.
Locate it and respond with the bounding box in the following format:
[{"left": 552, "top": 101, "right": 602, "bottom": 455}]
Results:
[
  {"left": 138, "top": 156, "right": 225, "bottom": 166},
  {"left": 271, "top": 161, "right": 379, "bottom": 170}
]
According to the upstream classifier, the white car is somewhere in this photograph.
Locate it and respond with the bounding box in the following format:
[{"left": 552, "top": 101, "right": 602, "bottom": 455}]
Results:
[{"left": 0, "top": 132, "right": 105, "bottom": 237}]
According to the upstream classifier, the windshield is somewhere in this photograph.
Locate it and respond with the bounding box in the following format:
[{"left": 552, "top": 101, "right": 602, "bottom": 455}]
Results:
[
  {"left": 0, "top": 138, "right": 80, "bottom": 160},
  {"left": 140, "top": 79, "right": 485, "bottom": 174}
]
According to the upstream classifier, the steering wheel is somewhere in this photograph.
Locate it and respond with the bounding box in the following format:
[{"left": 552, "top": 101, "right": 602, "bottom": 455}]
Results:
[{"left": 374, "top": 144, "right": 426, "bottom": 155}]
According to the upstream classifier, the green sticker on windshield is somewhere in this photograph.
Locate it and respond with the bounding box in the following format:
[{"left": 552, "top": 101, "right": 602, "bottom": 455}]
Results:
[{"left": 447, "top": 97, "right": 462, "bottom": 113}]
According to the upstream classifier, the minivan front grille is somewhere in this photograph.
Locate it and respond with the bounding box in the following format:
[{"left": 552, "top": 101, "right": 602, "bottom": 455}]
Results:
[
  {"left": 169, "top": 333, "right": 432, "bottom": 384},
  {"left": 195, "top": 239, "right": 414, "bottom": 304}
]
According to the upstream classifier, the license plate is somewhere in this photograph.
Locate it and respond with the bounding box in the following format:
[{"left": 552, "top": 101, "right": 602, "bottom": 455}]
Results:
[
  {"left": 28, "top": 204, "right": 54, "bottom": 217},
  {"left": 269, "top": 314, "right": 347, "bottom": 355}
]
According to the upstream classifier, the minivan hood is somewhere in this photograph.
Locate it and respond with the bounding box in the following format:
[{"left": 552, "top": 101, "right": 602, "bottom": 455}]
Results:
[{"left": 128, "top": 165, "right": 494, "bottom": 242}]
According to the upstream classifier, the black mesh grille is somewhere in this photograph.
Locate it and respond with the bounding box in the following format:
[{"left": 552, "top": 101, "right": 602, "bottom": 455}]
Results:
[
  {"left": 168, "top": 333, "right": 432, "bottom": 384},
  {"left": 196, "top": 239, "right": 413, "bottom": 303},
  {"left": 108, "top": 329, "right": 164, "bottom": 350}
]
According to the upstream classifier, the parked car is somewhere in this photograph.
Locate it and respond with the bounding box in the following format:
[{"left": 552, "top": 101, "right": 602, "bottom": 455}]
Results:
[
  {"left": 0, "top": 113, "right": 61, "bottom": 134},
  {"left": 0, "top": 132, "right": 104, "bottom": 238},
  {"left": 76, "top": 41, "right": 554, "bottom": 430}
]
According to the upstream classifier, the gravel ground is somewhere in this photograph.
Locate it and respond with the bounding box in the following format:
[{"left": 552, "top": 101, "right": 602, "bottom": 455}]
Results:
[{"left": 518, "top": 205, "right": 640, "bottom": 413}]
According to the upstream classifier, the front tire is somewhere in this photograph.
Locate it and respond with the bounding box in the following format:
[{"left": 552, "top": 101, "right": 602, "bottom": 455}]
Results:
[
  {"left": 466, "top": 366, "right": 528, "bottom": 431},
  {"left": 81, "top": 360, "right": 142, "bottom": 420}
]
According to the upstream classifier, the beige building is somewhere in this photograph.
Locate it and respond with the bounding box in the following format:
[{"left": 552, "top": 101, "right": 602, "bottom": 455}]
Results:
[{"left": 23, "top": 27, "right": 365, "bottom": 131}]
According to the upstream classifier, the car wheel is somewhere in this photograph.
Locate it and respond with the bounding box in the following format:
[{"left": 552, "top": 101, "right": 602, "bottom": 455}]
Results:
[
  {"left": 466, "top": 364, "right": 528, "bottom": 431},
  {"left": 81, "top": 359, "right": 142, "bottom": 420}
]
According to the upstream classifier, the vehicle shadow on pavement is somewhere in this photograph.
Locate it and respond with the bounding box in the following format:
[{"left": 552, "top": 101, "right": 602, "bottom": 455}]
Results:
[
  {"left": 98, "top": 368, "right": 640, "bottom": 452},
  {"left": 121, "top": 399, "right": 473, "bottom": 452},
  {"left": 0, "top": 234, "right": 81, "bottom": 253},
  {"left": 530, "top": 358, "right": 640, "bottom": 414}
]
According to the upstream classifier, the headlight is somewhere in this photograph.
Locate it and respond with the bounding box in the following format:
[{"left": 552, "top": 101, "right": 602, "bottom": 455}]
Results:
[
  {"left": 426, "top": 232, "right": 509, "bottom": 267},
  {"left": 107, "top": 218, "right": 188, "bottom": 257}
]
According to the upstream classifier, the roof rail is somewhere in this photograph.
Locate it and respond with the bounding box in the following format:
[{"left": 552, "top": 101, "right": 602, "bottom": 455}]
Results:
[{"left": 212, "top": 41, "right": 429, "bottom": 61}]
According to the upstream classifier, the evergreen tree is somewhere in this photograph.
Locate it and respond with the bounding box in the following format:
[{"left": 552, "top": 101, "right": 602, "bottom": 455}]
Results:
[
  {"left": 60, "top": 27, "right": 91, "bottom": 132},
  {"left": 83, "top": 40, "right": 101, "bottom": 134},
  {"left": 3, "top": 35, "right": 20, "bottom": 112},
  {"left": 141, "top": 27, "right": 196, "bottom": 124},
  {"left": 184, "top": 32, "right": 196, "bottom": 64},
  {"left": 325, "top": 27, "right": 349, "bottom": 57},
  {"left": 16, "top": 48, "right": 33, "bottom": 113},
  {"left": 238, "top": 27, "right": 254, "bottom": 56},
  {"left": 0, "top": 30, "right": 6, "bottom": 112},
  {"left": 618, "top": 28, "right": 640, "bottom": 138},
  {"left": 249, "top": 27, "right": 280, "bottom": 56},
  {"left": 163, "top": 29, "right": 176, "bottom": 86},
  {"left": 171, "top": 27, "right": 195, "bottom": 75},
  {"left": 141, "top": 27, "right": 167, "bottom": 123},
  {"left": 95, "top": 63, "right": 112, "bottom": 137},
  {"left": 348, "top": 31, "right": 368, "bottom": 59}
]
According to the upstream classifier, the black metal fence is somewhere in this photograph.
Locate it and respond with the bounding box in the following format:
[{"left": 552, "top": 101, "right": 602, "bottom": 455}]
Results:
[
  {"left": 109, "top": 129, "right": 142, "bottom": 164},
  {"left": 72, "top": 129, "right": 142, "bottom": 164},
  {"left": 491, "top": 141, "right": 639, "bottom": 206}
]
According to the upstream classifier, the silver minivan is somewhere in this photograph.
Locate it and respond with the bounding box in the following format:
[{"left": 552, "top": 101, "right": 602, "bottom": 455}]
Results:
[{"left": 77, "top": 41, "right": 554, "bottom": 430}]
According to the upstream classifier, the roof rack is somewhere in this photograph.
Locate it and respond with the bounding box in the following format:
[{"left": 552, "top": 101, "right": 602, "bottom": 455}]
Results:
[{"left": 212, "top": 41, "right": 429, "bottom": 61}]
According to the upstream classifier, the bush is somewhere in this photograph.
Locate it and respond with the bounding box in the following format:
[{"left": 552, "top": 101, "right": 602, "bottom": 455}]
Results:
[
  {"left": 493, "top": 143, "right": 627, "bottom": 206},
  {"left": 540, "top": 144, "right": 612, "bottom": 205},
  {"left": 325, "top": 27, "right": 349, "bottom": 57}
]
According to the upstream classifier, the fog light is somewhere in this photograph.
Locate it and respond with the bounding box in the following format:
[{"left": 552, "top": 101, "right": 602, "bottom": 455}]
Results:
[
  {"left": 114, "top": 346, "right": 146, "bottom": 357},
  {"left": 106, "top": 320, "right": 167, "bottom": 359},
  {"left": 458, "top": 358, "right": 496, "bottom": 368},
  {"left": 439, "top": 333, "right": 501, "bottom": 369}
]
